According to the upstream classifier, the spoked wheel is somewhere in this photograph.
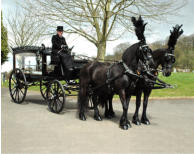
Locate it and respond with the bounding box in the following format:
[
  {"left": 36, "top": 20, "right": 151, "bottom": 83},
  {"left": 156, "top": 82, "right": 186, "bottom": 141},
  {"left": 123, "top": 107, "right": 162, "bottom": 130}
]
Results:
[
  {"left": 40, "top": 80, "right": 49, "bottom": 100},
  {"left": 9, "top": 68, "right": 27, "bottom": 104},
  {"left": 47, "top": 80, "right": 65, "bottom": 113}
]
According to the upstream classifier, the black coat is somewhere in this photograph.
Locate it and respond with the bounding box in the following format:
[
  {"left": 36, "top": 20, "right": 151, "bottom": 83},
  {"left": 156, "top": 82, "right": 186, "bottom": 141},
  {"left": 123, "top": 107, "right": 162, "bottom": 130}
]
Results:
[{"left": 51, "top": 34, "right": 68, "bottom": 62}]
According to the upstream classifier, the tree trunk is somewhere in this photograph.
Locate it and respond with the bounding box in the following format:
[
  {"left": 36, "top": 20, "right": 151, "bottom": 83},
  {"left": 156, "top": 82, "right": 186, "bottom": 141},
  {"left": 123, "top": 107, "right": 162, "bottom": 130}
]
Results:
[{"left": 97, "top": 40, "right": 106, "bottom": 61}]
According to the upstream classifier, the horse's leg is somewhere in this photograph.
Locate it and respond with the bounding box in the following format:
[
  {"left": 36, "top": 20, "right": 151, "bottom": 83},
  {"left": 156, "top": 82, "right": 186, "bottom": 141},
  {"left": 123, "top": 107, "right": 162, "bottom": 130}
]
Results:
[
  {"left": 141, "top": 89, "right": 151, "bottom": 125},
  {"left": 108, "top": 94, "right": 115, "bottom": 118},
  {"left": 93, "top": 95, "right": 102, "bottom": 121},
  {"left": 104, "top": 99, "right": 109, "bottom": 118},
  {"left": 104, "top": 94, "right": 114, "bottom": 119},
  {"left": 119, "top": 89, "right": 131, "bottom": 130},
  {"left": 78, "top": 80, "right": 89, "bottom": 121},
  {"left": 132, "top": 91, "right": 142, "bottom": 125}
]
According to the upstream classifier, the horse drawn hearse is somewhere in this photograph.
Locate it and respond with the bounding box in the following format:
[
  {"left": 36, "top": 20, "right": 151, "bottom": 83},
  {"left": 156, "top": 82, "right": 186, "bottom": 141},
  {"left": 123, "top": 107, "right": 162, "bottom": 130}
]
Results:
[
  {"left": 9, "top": 44, "right": 89, "bottom": 113},
  {"left": 8, "top": 16, "right": 183, "bottom": 129}
]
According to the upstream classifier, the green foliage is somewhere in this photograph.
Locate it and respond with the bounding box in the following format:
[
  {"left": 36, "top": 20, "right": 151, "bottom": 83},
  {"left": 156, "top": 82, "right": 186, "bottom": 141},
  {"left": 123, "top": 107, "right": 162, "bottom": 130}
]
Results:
[
  {"left": 175, "top": 34, "right": 194, "bottom": 69},
  {"left": 1, "top": 12, "right": 9, "bottom": 65}
]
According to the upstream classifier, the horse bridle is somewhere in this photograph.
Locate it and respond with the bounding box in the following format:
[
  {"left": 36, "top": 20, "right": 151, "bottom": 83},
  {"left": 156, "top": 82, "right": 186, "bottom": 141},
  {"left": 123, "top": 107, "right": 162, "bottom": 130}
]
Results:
[
  {"left": 162, "top": 49, "right": 176, "bottom": 71},
  {"left": 138, "top": 44, "right": 154, "bottom": 72},
  {"left": 136, "top": 45, "right": 175, "bottom": 89},
  {"left": 164, "top": 52, "right": 176, "bottom": 63}
]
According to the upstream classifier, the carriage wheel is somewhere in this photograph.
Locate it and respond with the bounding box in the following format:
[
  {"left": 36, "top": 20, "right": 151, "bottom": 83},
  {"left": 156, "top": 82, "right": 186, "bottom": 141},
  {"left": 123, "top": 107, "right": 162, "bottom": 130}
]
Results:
[
  {"left": 40, "top": 80, "right": 49, "bottom": 100},
  {"left": 9, "top": 68, "right": 27, "bottom": 104},
  {"left": 47, "top": 80, "right": 65, "bottom": 113}
]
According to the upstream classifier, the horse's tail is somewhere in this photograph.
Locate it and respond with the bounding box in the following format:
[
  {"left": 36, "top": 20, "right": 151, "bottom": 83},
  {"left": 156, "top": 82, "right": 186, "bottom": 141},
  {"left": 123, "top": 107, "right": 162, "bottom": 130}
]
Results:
[{"left": 78, "top": 63, "right": 91, "bottom": 120}]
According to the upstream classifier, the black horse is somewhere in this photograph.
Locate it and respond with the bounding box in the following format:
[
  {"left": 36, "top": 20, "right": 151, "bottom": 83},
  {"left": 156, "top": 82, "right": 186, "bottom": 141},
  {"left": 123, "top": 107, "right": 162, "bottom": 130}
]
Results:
[
  {"left": 132, "top": 24, "right": 183, "bottom": 125},
  {"left": 78, "top": 16, "right": 154, "bottom": 130},
  {"left": 104, "top": 24, "right": 183, "bottom": 125}
]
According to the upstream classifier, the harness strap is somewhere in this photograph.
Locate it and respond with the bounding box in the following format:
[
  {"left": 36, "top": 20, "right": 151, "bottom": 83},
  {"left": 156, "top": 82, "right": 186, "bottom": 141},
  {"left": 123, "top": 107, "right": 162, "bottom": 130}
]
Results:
[
  {"left": 122, "top": 61, "right": 141, "bottom": 78},
  {"left": 139, "top": 44, "right": 148, "bottom": 50},
  {"left": 165, "top": 53, "right": 175, "bottom": 57},
  {"left": 89, "top": 61, "right": 142, "bottom": 93},
  {"left": 106, "top": 63, "right": 115, "bottom": 83}
]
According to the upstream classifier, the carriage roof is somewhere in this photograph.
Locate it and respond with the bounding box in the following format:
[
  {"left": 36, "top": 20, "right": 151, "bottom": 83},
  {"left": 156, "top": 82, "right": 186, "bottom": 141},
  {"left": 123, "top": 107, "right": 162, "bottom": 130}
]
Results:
[{"left": 12, "top": 46, "right": 52, "bottom": 55}]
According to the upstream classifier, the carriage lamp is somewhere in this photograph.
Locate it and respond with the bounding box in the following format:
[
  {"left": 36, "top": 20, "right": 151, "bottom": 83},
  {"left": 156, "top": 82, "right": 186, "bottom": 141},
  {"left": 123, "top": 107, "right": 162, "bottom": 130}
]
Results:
[{"left": 36, "top": 51, "right": 41, "bottom": 70}]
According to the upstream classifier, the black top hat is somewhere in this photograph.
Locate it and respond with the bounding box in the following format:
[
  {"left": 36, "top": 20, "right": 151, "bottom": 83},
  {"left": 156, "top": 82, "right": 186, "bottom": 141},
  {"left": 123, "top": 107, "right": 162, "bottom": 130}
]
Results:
[{"left": 57, "top": 26, "right": 63, "bottom": 31}]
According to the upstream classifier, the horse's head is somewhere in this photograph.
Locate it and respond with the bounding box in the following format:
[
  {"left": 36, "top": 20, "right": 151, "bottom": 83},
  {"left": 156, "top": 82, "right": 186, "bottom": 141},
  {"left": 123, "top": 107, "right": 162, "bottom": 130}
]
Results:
[
  {"left": 161, "top": 24, "right": 183, "bottom": 77},
  {"left": 161, "top": 50, "right": 176, "bottom": 76}
]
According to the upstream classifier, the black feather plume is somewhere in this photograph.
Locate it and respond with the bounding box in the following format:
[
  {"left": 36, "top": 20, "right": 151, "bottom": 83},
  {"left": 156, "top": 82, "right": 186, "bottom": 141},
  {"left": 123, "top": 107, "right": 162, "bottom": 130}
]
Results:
[
  {"left": 131, "top": 16, "right": 147, "bottom": 42},
  {"left": 168, "top": 24, "right": 183, "bottom": 49}
]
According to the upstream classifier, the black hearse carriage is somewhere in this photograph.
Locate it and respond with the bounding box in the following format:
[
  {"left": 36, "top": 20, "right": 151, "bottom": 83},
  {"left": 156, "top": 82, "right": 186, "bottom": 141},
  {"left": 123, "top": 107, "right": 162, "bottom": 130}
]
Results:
[{"left": 9, "top": 45, "right": 88, "bottom": 113}]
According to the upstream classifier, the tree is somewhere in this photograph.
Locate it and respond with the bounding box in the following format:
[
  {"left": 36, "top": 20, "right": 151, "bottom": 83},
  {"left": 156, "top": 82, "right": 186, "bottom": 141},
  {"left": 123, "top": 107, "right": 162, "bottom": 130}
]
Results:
[
  {"left": 1, "top": 12, "right": 9, "bottom": 65},
  {"left": 150, "top": 40, "right": 165, "bottom": 50},
  {"left": 106, "top": 42, "right": 130, "bottom": 61},
  {"left": 23, "top": 0, "right": 187, "bottom": 61},
  {"left": 176, "top": 34, "right": 194, "bottom": 70},
  {"left": 6, "top": 8, "right": 48, "bottom": 47}
]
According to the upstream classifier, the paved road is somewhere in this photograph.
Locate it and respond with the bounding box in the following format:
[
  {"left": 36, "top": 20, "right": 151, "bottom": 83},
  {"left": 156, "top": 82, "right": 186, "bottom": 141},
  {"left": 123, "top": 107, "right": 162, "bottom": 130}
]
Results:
[{"left": 2, "top": 87, "right": 194, "bottom": 154}]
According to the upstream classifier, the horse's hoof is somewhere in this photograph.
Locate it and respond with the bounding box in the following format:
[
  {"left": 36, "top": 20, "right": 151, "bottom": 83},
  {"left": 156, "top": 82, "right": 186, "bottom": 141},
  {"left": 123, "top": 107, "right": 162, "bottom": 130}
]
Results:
[
  {"left": 127, "top": 123, "right": 132, "bottom": 128},
  {"left": 120, "top": 124, "right": 128, "bottom": 130},
  {"left": 141, "top": 119, "right": 150, "bottom": 125},
  {"left": 132, "top": 119, "right": 141, "bottom": 126},
  {"left": 94, "top": 115, "right": 102, "bottom": 121},
  {"left": 79, "top": 113, "right": 86, "bottom": 121},
  {"left": 126, "top": 120, "right": 132, "bottom": 128},
  {"left": 120, "top": 120, "right": 131, "bottom": 130}
]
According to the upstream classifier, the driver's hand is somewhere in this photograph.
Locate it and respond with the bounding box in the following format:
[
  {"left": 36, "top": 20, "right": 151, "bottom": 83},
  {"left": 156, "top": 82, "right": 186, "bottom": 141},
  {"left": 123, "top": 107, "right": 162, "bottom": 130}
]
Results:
[{"left": 61, "top": 45, "right": 67, "bottom": 49}]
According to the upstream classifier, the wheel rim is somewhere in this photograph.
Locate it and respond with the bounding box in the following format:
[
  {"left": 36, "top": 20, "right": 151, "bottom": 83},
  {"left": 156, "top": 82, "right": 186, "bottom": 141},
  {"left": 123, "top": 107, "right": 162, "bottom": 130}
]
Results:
[
  {"left": 40, "top": 80, "right": 49, "bottom": 100},
  {"left": 9, "top": 69, "right": 27, "bottom": 104},
  {"left": 47, "top": 80, "right": 65, "bottom": 113}
]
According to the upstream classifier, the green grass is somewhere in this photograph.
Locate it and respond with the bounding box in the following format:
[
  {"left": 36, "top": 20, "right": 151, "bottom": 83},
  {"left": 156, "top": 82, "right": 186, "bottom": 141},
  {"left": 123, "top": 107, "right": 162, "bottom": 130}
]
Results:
[
  {"left": 2, "top": 80, "right": 41, "bottom": 91},
  {"left": 150, "top": 72, "right": 194, "bottom": 97},
  {"left": 2, "top": 73, "right": 194, "bottom": 97}
]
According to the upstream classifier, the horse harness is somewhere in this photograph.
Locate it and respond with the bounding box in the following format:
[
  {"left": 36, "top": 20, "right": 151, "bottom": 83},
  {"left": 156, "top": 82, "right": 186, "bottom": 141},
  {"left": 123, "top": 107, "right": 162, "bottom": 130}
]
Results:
[{"left": 89, "top": 43, "right": 172, "bottom": 94}]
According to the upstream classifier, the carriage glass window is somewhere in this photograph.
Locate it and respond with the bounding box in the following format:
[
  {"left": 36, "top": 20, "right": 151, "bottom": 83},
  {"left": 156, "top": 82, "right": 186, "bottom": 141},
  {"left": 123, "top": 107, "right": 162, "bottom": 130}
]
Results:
[
  {"left": 46, "top": 55, "right": 53, "bottom": 71},
  {"left": 15, "top": 52, "right": 42, "bottom": 75}
]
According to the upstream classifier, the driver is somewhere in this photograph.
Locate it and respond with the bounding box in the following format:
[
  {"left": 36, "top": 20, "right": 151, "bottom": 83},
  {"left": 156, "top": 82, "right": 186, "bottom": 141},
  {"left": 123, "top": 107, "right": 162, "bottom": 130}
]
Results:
[{"left": 51, "top": 26, "right": 73, "bottom": 74}]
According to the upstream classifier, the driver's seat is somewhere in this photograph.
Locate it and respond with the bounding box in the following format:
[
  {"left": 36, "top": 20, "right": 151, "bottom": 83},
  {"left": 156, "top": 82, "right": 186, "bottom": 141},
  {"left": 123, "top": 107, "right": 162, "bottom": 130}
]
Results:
[
  {"left": 50, "top": 52, "right": 60, "bottom": 65},
  {"left": 50, "top": 53, "right": 65, "bottom": 76}
]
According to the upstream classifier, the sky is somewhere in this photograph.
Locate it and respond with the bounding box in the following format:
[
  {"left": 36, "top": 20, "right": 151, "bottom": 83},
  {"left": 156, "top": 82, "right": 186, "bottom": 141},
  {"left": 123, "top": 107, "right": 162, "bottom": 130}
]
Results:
[{"left": 1, "top": 0, "right": 194, "bottom": 72}]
